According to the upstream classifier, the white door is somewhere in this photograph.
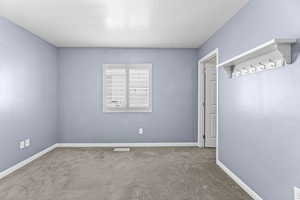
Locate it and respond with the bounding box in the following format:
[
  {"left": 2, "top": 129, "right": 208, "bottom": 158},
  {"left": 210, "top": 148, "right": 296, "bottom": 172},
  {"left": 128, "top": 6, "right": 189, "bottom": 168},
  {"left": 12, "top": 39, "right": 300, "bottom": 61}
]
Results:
[
  {"left": 204, "top": 63, "right": 217, "bottom": 147},
  {"left": 198, "top": 63, "right": 205, "bottom": 147}
]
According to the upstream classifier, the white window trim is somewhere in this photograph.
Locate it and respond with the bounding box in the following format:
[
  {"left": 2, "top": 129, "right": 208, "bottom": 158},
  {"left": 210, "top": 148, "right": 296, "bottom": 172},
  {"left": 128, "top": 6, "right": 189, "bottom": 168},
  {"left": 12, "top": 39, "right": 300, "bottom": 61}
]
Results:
[{"left": 103, "top": 64, "right": 152, "bottom": 113}]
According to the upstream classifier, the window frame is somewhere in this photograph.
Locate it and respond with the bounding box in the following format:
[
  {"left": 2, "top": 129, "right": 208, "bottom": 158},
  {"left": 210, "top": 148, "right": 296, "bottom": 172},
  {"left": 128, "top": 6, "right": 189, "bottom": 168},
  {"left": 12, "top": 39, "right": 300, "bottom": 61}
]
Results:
[{"left": 103, "top": 64, "right": 152, "bottom": 113}]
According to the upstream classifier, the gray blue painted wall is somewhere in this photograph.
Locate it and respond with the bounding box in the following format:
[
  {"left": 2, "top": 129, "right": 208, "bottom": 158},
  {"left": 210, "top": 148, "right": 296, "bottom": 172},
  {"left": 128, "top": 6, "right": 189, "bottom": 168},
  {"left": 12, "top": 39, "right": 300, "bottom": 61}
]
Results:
[
  {"left": 0, "top": 17, "right": 198, "bottom": 173},
  {"left": 58, "top": 48, "right": 198, "bottom": 143},
  {"left": 198, "top": 0, "right": 300, "bottom": 199},
  {"left": 0, "top": 18, "right": 58, "bottom": 171},
  {"left": 2, "top": 1, "right": 299, "bottom": 198}
]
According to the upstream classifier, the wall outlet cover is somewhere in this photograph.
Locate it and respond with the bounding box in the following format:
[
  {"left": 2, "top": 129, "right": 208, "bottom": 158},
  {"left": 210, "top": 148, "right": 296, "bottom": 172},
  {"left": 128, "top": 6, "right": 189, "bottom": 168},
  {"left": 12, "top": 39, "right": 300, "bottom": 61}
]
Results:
[
  {"left": 138, "top": 128, "right": 143, "bottom": 134},
  {"left": 25, "top": 139, "right": 30, "bottom": 147},
  {"left": 19, "top": 141, "right": 25, "bottom": 149}
]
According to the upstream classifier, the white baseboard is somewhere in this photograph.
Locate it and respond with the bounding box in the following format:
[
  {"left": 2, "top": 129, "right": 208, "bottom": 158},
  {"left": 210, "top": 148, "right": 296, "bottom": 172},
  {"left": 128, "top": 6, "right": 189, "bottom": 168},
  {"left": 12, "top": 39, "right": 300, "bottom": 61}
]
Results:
[
  {"left": 0, "top": 143, "right": 196, "bottom": 180},
  {"left": 217, "top": 160, "right": 263, "bottom": 200},
  {"left": 57, "top": 142, "right": 198, "bottom": 148},
  {"left": 0, "top": 144, "right": 58, "bottom": 180},
  {"left": 0, "top": 142, "right": 264, "bottom": 200}
]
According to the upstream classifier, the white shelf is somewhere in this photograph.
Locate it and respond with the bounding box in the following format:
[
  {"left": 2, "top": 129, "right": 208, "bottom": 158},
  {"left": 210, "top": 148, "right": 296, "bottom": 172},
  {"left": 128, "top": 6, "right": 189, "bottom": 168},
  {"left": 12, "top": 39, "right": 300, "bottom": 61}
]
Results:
[{"left": 219, "top": 39, "right": 296, "bottom": 78}]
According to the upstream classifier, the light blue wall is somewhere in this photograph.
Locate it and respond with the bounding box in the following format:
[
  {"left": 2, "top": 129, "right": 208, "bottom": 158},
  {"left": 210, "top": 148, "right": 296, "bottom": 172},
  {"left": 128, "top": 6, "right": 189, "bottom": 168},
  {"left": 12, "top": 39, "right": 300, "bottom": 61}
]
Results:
[
  {"left": 0, "top": 17, "right": 197, "bottom": 173},
  {"left": 0, "top": 18, "right": 58, "bottom": 171},
  {"left": 58, "top": 48, "right": 198, "bottom": 143},
  {"left": 198, "top": 0, "right": 300, "bottom": 199},
  {"left": 2, "top": 2, "right": 298, "bottom": 198}
]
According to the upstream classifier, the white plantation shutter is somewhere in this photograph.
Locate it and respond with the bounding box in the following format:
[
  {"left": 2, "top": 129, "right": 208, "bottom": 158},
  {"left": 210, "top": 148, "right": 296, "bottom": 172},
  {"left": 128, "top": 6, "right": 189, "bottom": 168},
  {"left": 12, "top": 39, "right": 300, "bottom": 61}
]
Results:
[
  {"left": 103, "top": 65, "right": 127, "bottom": 111},
  {"left": 103, "top": 64, "right": 152, "bottom": 112},
  {"left": 129, "top": 68, "right": 150, "bottom": 108}
]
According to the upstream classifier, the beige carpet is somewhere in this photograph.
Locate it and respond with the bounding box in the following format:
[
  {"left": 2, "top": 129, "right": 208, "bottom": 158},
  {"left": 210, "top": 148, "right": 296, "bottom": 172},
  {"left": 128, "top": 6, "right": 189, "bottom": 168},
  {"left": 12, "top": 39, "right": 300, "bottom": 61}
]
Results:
[{"left": 0, "top": 147, "right": 251, "bottom": 200}]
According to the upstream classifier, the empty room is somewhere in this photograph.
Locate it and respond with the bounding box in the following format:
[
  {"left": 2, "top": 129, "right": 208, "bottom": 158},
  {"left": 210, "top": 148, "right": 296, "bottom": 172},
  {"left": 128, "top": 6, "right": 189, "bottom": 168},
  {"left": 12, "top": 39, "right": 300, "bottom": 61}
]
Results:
[{"left": 0, "top": 0, "right": 299, "bottom": 199}]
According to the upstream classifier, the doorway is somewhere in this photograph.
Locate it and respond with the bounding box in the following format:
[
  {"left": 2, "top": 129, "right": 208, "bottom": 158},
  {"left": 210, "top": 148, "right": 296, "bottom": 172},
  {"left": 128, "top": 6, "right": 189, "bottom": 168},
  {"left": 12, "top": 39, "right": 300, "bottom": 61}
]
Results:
[{"left": 198, "top": 49, "right": 218, "bottom": 149}]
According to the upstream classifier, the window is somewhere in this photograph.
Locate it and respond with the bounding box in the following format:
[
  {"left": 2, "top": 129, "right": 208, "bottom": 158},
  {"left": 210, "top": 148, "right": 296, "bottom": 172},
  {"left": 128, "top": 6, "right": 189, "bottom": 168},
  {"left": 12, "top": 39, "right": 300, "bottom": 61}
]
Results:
[{"left": 103, "top": 64, "right": 152, "bottom": 112}]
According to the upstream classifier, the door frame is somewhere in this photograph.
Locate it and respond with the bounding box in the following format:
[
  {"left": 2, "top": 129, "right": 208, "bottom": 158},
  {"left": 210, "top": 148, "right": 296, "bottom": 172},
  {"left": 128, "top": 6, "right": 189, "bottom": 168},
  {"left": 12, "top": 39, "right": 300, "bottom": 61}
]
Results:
[{"left": 198, "top": 49, "right": 219, "bottom": 160}]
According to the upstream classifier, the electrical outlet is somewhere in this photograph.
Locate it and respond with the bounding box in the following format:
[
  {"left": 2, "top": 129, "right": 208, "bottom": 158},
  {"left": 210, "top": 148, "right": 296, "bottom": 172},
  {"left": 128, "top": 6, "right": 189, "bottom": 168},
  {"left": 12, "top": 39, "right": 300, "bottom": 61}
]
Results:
[
  {"left": 19, "top": 141, "right": 25, "bottom": 149},
  {"left": 25, "top": 139, "right": 30, "bottom": 147},
  {"left": 138, "top": 128, "right": 143, "bottom": 134}
]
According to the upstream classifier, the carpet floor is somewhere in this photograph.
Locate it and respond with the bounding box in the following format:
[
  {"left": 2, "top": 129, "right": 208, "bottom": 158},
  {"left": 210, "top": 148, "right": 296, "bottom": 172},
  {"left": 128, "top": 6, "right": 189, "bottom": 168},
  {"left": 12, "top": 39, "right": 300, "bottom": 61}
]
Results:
[{"left": 0, "top": 147, "right": 252, "bottom": 200}]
